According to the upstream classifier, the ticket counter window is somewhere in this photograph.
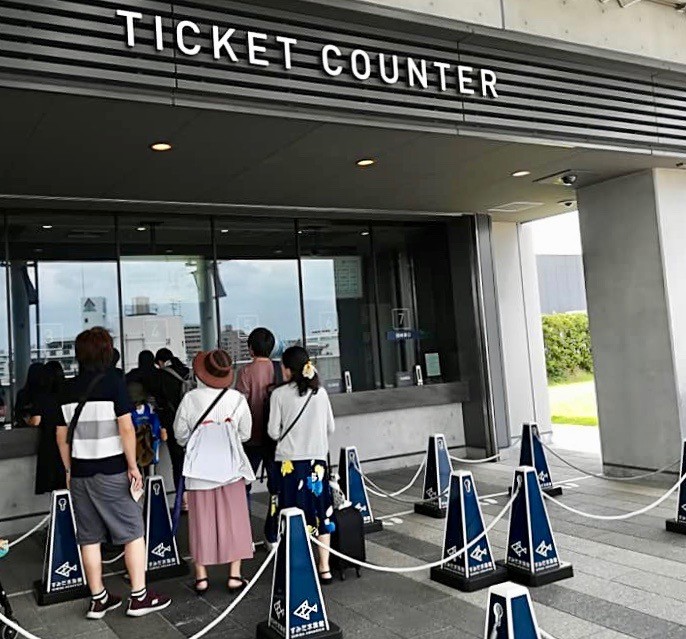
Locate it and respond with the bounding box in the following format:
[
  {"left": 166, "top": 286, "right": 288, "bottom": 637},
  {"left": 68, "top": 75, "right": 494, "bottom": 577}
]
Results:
[
  {"left": 119, "top": 216, "right": 215, "bottom": 370},
  {"left": 215, "top": 218, "right": 302, "bottom": 366},
  {"left": 373, "top": 224, "right": 459, "bottom": 386},
  {"left": 300, "top": 221, "right": 381, "bottom": 393},
  {"left": 5, "top": 214, "right": 121, "bottom": 416}
]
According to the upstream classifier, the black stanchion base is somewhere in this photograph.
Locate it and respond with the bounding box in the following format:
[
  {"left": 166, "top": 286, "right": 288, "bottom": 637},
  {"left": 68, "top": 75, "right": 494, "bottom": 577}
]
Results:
[
  {"left": 497, "top": 560, "right": 574, "bottom": 587},
  {"left": 666, "top": 519, "right": 686, "bottom": 535},
  {"left": 256, "top": 621, "right": 343, "bottom": 639},
  {"left": 146, "top": 560, "right": 190, "bottom": 583},
  {"left": 33, "top": 580, "right": 90, "bottom": 606},
  {"left": 508, "top": 486, "right": 563, "bottom": 498},
  {"left": 413, "top": 502, "right": 447, "bottom": 519},
  {"left": 364, "top": 520, "right": 384, "bottom": 535},
  {"left": 430, "top": 563, "right": 509, "bottom": 593}
]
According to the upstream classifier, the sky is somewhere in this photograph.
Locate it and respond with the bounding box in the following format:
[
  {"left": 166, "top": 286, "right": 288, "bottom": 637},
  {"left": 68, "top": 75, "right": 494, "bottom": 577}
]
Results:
[{"left": 529, "top": 211, "right": 582, "bottom": 255}]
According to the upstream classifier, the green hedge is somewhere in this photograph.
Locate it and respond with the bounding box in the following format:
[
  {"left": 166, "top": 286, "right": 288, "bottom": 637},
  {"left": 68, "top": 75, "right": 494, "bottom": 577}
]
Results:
[{"left": 542, "top": 312, "right": 593, "bottom": 382}]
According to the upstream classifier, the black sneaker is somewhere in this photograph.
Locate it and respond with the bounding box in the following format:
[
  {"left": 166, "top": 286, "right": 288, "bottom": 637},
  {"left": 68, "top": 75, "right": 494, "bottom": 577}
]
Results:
[
  {"left": 86, "top": 591, "right": 122, "bottom": 620},
  {"left": 126, "top": 589, "right": 172, "bottom": 617}
]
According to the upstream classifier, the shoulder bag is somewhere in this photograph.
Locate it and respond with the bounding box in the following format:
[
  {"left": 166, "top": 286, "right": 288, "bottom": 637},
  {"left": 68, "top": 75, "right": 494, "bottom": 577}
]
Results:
[{"left": 66, "top": 372, "right": 106, "bottom": 447}]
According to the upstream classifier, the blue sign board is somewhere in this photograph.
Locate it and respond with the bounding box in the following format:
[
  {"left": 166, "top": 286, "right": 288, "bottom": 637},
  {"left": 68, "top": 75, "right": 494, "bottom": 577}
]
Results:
[
  {"left": 43, "top": 490, "right": 86, "bottom": 596},
  {"left": 267, "top": 509, "right": 332, "bottom": 639},
  {"left": 145, "top": 476, "right": 182, "bottom": 573}
]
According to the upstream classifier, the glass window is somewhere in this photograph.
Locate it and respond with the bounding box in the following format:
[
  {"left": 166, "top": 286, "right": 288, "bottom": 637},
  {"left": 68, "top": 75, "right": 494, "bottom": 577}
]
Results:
[
  {"left": 215, "top": 218, "right": 302, "bottom": 367},
  {"left": 6, "top": 213, "right": 120, "bottom": 418},
  {"left": 300, "top": 221, "right": 380, "bottom": 392},
  {"left": 119, "top": 215, "right": 215, "bottom": 371},
  {"left": 0, "top": 216, "right": 9, "bottom": 424},
  {"left": 373, "top": 223, "right": 459, "bottom": 386}
]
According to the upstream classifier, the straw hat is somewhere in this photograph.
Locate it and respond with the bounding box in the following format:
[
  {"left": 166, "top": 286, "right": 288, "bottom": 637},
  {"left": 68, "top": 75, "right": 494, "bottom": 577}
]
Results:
[{"left": 192, "top": 349, "right": 234, "bottom": 388}]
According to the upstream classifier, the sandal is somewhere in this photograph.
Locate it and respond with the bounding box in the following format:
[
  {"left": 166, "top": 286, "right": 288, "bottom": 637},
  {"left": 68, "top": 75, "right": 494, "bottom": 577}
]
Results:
[
  {"left": 227, "top": 576, "right": 248, "bottom": 592},
  {"left": 318, "top": 571, "right": 333, "bottom": 586},
  {"left": 194, "top": 578, "right": 210, "bottom": 595}
]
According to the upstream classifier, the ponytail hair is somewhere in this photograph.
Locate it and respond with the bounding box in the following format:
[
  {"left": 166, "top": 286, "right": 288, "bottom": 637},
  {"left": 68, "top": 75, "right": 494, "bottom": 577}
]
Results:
[{"left": 282, "top": 346, "right": 320, "bottom": 396}]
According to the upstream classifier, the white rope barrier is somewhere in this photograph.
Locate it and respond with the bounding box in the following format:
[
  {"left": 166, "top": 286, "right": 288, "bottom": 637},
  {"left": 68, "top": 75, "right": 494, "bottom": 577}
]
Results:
[
  {"left": 540, "top": 630, "right": 557, "bottom": 639},
  {"left": 538, "top": 438, "right": 680, "bottom": 481},
  {"left": 543, "top": 472, "right": 686, "bottom": 521},
  {"left": 188, "top": 543, "right": 278, "bottom": 639},
  {"left": 102, "top": 551, "right": 125, "bottom": 565},
  {"left": 8, "top": 515, "right": 50, "bottom": 549},
  {"left": 450, "top": 453, "right": 501, "bottom": 464},
  {"left": 0, "top": 543, "right": 279, "bottom": 639},
  {"left": 310, "top": 489, "right": 518, "bottom": 573},
  {"left": 361, "top": 459, "right": 426, "bottom": 497}
]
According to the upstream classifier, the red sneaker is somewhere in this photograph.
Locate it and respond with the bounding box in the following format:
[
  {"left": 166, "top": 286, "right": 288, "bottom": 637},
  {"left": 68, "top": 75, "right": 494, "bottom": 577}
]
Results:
[
  {"left": 86, "top": 591, "right": 122, "bottom": 620},
  {"left": 126, "top": 589, "right": 172, "bottom": 617}
]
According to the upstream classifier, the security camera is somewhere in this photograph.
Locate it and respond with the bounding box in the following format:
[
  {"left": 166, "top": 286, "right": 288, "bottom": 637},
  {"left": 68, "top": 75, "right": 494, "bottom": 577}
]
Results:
[
  {"left": 563, "top": 200, "right": 574, "bottom": 207},
  {"left": 560, "top": 174, "right": 577, "bottom": 186}
]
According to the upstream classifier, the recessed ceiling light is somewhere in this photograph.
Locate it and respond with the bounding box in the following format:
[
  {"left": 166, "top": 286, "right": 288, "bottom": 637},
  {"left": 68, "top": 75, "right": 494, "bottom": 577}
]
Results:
[
  {"left": 356, "top": 158, "right": 375, "bottom": 167},
  {"left": 511, "top": 170, "right": 531, "bottom": 178},
  {"left": 165, "top": 249, "right": 173, "bottom": 254},
  {"left": 150, "top": 142, "right": 172, "bottom": 152},
  {"left": 220, "top": 229, "right": 229, "bottom": 234},
  {"left": 41, "top": 224, "right": 53, "bottom": 229},
  {"left": 137, "top": 226, "right": 147, "bottom": 232},
  {"left": 361, "top": 231, "right": 370, "bottom": 236}
]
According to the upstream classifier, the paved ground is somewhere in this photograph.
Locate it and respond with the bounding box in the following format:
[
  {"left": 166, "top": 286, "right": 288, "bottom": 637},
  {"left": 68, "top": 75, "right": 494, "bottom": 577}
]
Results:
[{"left": 3, "top": 435, "right": 686, "bottom": 638}]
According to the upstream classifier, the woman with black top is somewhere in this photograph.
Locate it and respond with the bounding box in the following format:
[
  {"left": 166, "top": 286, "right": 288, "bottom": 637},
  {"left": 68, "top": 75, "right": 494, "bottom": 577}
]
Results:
[
  {"left": 14, "top": 362, "right": 49, "bottom": 428},
  {"left": 31, "top": 361, "right": 67, "bottom": 494}
]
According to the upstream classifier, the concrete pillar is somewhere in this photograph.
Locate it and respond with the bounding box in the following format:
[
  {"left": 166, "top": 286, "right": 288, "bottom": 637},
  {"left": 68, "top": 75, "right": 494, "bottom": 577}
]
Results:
[
  {"left": 196, "top": 259, "right": 217, "bottom": 351},
  {"left": 577, "top": 169, "right": 686, "bottom": 471},
  {"left": 491, "top": 222, "right": 551, "bottom": 439},
  {"left": 10, "top": 262, "right": 31, "bottom": 390}
]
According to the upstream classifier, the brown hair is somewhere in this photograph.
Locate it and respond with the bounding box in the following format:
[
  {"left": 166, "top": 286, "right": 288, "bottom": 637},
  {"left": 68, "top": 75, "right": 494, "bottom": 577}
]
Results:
[{"left": 75, "top": 327, "right": 114, "bottom": 371}]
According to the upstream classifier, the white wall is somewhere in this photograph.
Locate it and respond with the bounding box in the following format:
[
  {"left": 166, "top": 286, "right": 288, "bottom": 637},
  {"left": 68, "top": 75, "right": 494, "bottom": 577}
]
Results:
[
  {"left": 491, "top": 221, "right": 550, "bottom": 439},
  {"left": 351, "top": 0, "right": 686, "bottom": 68}
]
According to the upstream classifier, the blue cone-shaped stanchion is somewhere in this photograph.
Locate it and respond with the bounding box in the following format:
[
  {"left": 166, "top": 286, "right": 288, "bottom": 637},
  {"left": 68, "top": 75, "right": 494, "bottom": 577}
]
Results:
[
  {"left": 338, "top": 447, "right": 382, "bottom": 534},
  {"left": 33, "top": 490, "right": 89, "bottom": 606},
  {"left": 483, "top": 582, "right": 543, "bottom": 638},
  {"left": 144, "top": 476, "right": 188, "bottom": 581},
  {"left": 498, "top": 466, "right": 573, "bottom": 587},
  {"left": 430, "top": 471, "right": 508, "bottom": 592},
  {"left": 414, "top": 434, "right": 453, "bottom": 519},
  {"left": 257, "top": 508, "right": 342, "bottom": 639},
  {"left": 666, "top": 440, "right": 686, "bottom": 534},
  {"left": 510, "top": 423, "right": 562, "bottom": 497}
]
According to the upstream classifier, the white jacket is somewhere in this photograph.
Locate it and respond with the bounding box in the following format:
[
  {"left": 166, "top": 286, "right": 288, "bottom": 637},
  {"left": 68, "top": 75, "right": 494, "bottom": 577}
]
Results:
[{"left": 174, "top": 385, "right": 254, "bottom": 491}]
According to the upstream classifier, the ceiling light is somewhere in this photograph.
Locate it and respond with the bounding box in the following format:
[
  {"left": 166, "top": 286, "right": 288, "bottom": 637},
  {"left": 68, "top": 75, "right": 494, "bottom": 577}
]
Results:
[
  {"left": 220, "top": 229, "right": 229, "bottom": 234},
  {"left": 356, "top": 159, "right": 375, "bottom": 167},
  {"left": 361, "top": 231, "right": 370, "bottom": 236},
  {"left": 511, "top": 170, "right": 531, "bottom": 178},
  {"left": 150, "top": 142, "right": 172, "bottom": 152},
  {"left": 137, "top": 226, "right": 147, "bottom": 232},
  {"left": 41, "top": 224, "right": 53, "bottom": 229}
]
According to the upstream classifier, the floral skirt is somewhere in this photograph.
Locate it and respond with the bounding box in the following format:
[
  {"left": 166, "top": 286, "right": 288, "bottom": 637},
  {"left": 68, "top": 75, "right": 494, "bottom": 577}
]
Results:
[{"left": 265, "top": 459, "right": 335, "bottom": 542}]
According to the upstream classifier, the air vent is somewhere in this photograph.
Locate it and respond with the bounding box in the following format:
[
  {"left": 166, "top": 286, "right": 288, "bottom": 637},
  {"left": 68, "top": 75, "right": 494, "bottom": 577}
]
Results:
[{"left": 487, "top": 202, "right": 543, "bottom": 213}]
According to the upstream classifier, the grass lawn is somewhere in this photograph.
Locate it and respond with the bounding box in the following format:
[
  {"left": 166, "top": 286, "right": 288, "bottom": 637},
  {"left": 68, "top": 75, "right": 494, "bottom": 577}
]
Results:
[{"left": 548, "top": 373, "right": 598, "bottom": 426}]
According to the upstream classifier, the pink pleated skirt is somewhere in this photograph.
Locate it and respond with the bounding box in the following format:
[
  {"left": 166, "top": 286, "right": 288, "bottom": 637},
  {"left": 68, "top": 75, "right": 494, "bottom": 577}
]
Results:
[{"left": 187, "top": 480, "right": 254, "bottom": 566}]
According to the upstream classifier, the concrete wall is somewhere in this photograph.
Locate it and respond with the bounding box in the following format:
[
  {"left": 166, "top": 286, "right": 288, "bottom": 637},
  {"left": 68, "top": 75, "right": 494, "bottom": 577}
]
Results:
[
  {"left": 578, "top": 170, "right": 685, "bottom": 471},
  {"left": 491, "top": 221, "right": 550, "bottom": 439},
  {"left": 0, "top": 402, "right": 464, "bottom": 535},
  {"left": 353, "top": 0, "right": 686, "bottom": 68}
]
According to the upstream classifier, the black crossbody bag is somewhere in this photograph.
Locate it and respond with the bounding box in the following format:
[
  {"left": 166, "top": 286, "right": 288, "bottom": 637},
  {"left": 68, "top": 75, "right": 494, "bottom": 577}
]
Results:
[
  {"left": 278, "top": 391, "right": 314, "bottom": 443},
  {"left": 66, "top": 373, "right": 106, "bottom": 447}
]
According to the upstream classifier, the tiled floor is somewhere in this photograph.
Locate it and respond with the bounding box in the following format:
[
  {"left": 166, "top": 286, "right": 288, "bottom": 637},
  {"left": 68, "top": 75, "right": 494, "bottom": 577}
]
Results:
[{"left": 3, "top": 434, "right": 686, "bottom": 638}]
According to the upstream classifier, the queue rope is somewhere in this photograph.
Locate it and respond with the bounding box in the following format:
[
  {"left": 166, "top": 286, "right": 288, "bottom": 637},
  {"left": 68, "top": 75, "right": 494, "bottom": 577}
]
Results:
[
  {"left": 102, "top": 551, "right": 125, "bottom": 565},
  {"left": 8, "top": 515, "right": 50, "bottom": 549},
  {"left": 537, "top": 437, "right": 680, "bottom": 481},
  {"left": 355, "top": 460, "right": 450, "bottom": 504},
  {"left": 310, "top": 488, "right": 518, "bottom": 573},
  {"left": 449, "top": 452, "right": 501, "bottom": 464},
  {"left": 0, "top": 543, "right": 279, "bottom": 639},
  {"left": 542, "top": 470, "right": 686, "bottom": 521}
]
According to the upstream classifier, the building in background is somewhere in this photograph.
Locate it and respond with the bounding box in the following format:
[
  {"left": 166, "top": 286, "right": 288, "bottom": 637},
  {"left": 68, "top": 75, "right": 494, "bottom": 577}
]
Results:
[{"left": 536, "top": 255, "right": 587, "bottom": 314}]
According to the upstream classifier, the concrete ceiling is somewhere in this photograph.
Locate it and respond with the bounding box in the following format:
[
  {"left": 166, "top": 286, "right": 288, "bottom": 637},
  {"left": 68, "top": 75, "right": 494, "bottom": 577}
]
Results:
[{"left": 0, "top": 87, "right": 682, "bottom": 223}]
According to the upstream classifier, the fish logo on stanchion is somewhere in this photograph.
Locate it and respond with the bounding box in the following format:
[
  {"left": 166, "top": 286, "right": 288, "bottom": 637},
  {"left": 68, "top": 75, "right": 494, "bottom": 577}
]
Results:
[
  {"left": 510, "top": 541, "right": 527, "bottom": 558},
  {"left": 58, "top": 498, "right": 67, "bottom": 512},
  {"left": 273, "top": 601, "right": 284, "bottom": 619},
  {"left": 538, "top": 471, "right": 549, "bottom": 484},
  {"left": 151, "top": 543, "right": 171, "bottom": 558},
  {"left": 426, "top": 487, "right": 437, "bottom": 499},
  {"left": 447, "top": 545, "right": 458, "bottom": 557},
  {"left": 470, "top": 545, "right": 488, "bottom": 563},
  {"left": 535, "top": 541, "right": 553, "bottom": 558},
  {"left": 293, "top": 600, "right": 318, "bottom": 621},
  {"left": 54, "top": 562, "right": 77, "bottom": 578},
  {"left": 489, "top": 602, "right": 503, "bottom": 639}
]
